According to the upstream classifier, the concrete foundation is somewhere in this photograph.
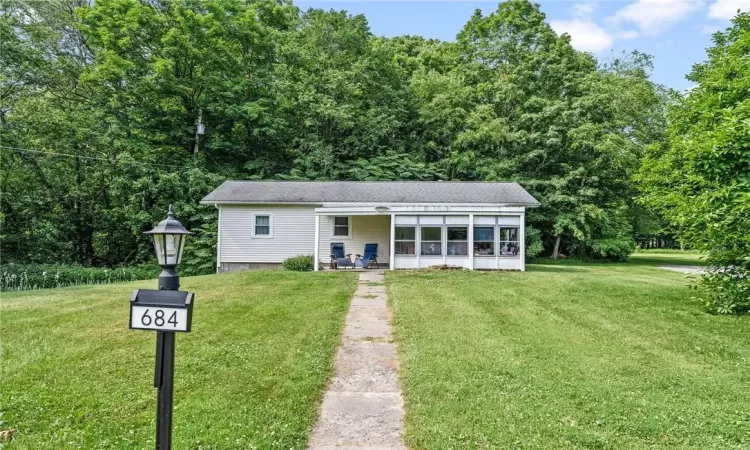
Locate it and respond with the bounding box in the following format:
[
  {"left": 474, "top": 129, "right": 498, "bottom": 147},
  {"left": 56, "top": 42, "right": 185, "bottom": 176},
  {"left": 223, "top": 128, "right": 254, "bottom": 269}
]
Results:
[{"left": 218, "top": 262, "right": 282, "bottom": 272}]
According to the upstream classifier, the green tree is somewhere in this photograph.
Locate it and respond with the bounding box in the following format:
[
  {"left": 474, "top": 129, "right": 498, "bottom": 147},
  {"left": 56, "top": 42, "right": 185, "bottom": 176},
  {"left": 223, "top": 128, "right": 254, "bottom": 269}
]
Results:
[
  {"left": 638, "top": 14, "right": 750, "bottom": 313},
  {"left": 408, "top": 0, "right": 666, "bottom": 259},
  {"left": 274, "top": 9, "right": 412, "bottom": 179}
]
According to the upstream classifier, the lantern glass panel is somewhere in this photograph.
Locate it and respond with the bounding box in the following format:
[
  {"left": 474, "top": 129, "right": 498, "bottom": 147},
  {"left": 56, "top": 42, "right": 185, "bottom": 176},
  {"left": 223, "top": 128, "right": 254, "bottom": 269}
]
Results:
[
  {"left": 152, "top": 233, "right": 186, "bottom": 266},
  {"left": 152, "top": 234, "right": 166, "bottom": 266}
]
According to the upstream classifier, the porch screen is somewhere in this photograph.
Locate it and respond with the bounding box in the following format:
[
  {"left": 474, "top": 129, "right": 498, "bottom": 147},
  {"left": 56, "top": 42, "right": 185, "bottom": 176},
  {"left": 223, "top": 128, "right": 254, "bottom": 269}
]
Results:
[
  {"left": 473, "top": 226, "right": 494, "bottom": 256},
  {"left": 421, "top": 227, "right": 442, "bottom": 256},
  {"left": 447, "top": 227, "right": 468, "bottom": 256},
  {"left": 394, "top": 227, "right": 415, "bottom": 255},
  {"left": 499, "top": 228, "right": 519, "bottom": 256}
]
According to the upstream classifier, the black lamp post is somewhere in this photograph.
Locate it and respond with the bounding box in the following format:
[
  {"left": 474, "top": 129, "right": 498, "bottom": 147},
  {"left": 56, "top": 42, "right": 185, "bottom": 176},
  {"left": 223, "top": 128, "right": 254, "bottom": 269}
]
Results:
[{"left": 143, "top": 205, "right": 193, "bottom": 450}]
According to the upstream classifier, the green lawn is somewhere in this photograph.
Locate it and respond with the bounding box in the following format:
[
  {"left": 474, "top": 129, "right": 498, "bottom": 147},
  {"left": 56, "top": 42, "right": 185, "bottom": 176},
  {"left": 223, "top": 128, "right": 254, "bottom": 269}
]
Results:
[
  {"left": 387, "top": 262, "right": 750, "bottom": 449},
  {"left": 0, "top": 271, "right": 357, "bottom": 449},
  {"left": 533, "top": 250, "right": 706, "bottom": 268},
  {"left": 629, "top": 250, "right": 706, "bottom": 267}
]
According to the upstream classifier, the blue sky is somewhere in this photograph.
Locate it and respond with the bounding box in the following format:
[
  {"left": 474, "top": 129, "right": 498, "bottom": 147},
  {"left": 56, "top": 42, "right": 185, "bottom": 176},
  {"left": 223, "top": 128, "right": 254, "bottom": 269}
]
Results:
[{"left": 296, "top": 0, "right": 750, "bottom": 91}]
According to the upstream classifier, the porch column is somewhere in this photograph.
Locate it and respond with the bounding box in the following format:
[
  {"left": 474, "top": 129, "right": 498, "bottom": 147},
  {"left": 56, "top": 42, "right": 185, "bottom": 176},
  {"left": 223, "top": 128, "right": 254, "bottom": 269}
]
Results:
[
  {"left": 519, "top": 213, "right": 526, "bottom": 272},
  {"left": 314, "top": 214, "right": 320, "bottom": 272},
  {"left": 468, "top": 214, "right": 474, "bottom": 271},
  {"left": 389, "top": 213, "right": 396, "bottom": 270}
]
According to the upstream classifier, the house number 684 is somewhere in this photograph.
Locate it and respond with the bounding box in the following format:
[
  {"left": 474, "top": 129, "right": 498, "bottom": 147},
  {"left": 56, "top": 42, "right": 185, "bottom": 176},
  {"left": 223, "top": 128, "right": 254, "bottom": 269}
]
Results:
[{"left": 141, "top": 309, "right": 179, "bottom": 327}]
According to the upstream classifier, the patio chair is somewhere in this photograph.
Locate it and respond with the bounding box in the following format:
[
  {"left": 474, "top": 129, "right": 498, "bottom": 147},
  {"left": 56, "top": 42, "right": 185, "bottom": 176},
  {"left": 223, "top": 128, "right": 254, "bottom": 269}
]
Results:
[
  {"left": 330, "top": 242, "right": 354, "bottom": 269},
  {"left": 356, "top": 243, "right": 379, "bottom": 269}
]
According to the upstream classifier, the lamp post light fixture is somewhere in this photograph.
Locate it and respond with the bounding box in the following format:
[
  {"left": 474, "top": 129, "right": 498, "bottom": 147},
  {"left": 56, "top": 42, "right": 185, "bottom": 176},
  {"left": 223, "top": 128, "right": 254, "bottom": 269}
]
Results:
[
  {"left": 144, "top": 204, "right": 193, "bottom": 291},
  {"left": 130, "top": 205, "right": 195, "bottom": 450}
]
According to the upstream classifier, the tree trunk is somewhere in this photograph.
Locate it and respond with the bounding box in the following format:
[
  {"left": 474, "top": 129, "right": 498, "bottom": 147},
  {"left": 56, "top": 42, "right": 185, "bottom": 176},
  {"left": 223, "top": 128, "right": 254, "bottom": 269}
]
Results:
[{"left": 552, "top": 235, "right": 562, "bottom": 260}]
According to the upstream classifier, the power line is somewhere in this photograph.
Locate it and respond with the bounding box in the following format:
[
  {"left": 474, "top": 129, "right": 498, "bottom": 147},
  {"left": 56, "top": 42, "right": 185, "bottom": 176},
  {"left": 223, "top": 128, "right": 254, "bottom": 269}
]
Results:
[{"left": 0, "top": 145, "right": 191, "bottom": 170}]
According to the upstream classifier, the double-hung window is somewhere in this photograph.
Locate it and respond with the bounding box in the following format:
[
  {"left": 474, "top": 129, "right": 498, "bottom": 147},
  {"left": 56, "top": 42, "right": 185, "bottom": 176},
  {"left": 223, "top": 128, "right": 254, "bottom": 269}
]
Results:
[
  {"left": 447, "top": 227, "right": 468, "bottom": 256},
  {"left": 499, "top": 227, "right": 519, "bottom": 256},
  {"left": 333, "top": 216, "right": 351, "bottom": 238},
  {"left": 473, "top": 226, "right": 494, "bottom": 256},
  {"left": 253, "top": 214, "right": 272, "bottom": 237},
  {"left": 394, "top": 227, "right": 416, "bottom": 255},
  {"left": 420, "top": 227, "right": 442, "bottom": 256}
]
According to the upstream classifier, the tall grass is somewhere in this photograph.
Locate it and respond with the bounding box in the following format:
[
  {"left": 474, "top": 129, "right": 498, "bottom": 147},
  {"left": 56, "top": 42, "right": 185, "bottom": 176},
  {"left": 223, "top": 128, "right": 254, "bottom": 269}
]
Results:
[{"left": 0, "top": 264, "right": 158, "bottom": 292}]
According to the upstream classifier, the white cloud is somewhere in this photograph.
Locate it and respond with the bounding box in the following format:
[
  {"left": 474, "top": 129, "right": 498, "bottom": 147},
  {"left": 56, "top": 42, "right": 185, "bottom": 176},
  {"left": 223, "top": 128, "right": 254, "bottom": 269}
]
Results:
[
  {"left": 550, "top": 19, "right": 614, "bottom": 52},
  {"left": 616, "top": 30, "right": 641, "bottom": 39},
  {"left": 708, "top": 0, "right": 750, "bottom": 19},
  {"left": 610, "top": 0, "right": 702, "bottom": 35},
  {"left": 574, "top": 3, "right": 596, "bottom": 17}
]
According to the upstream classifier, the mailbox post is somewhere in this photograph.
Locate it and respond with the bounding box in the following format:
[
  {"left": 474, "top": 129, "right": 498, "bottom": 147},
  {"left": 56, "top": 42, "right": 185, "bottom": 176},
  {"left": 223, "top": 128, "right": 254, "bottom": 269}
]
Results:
[{"left": 130, "top": 205, "right": 194, "bottom": 450}]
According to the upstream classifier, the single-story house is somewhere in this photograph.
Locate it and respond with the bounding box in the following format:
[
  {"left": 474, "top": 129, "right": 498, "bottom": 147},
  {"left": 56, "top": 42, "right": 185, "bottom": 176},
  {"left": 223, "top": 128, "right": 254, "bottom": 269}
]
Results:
[{"left": 200, "top": 181, "right": 540, "bottom": 272}]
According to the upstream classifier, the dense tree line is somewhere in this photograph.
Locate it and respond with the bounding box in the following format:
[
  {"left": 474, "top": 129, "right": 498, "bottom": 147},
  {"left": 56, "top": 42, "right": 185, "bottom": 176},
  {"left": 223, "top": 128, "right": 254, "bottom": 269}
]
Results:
[
  {"left": 1, "top": 0, "right": 669, "bottom": 272},
  {"left": 638, "top": 14, "right": 750, "bottom": 314}
]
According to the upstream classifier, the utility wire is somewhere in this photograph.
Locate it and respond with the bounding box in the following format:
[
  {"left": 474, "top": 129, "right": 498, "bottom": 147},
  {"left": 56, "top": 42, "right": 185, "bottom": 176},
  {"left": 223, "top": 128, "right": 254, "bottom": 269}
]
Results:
[{"left": 0, "top": 145, "right": 191, "bottom": 170}]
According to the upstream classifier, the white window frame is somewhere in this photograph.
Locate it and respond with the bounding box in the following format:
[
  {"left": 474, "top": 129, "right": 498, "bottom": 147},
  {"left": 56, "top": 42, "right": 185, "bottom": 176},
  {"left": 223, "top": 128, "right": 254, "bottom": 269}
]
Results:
[
  {"left": 251, "top": 213, "right": 273, "bottom": 238},
  {"left": 332, "top": 216, "right": 352, "bottom": 239},
  {"left": 473, "top": 225, "right": 495, "bottom": 257},
  {"left": 446, "top": 226, "right": 469, "bottom": 256},
  {"left": 394, "top": 226, "right": 416, "bottom": 256},
  {"left": 420, "top": 226, "right": 443, "bottom": 257},
  {"left": 498, "top": 227, "right": 520, "bottom": 257}
]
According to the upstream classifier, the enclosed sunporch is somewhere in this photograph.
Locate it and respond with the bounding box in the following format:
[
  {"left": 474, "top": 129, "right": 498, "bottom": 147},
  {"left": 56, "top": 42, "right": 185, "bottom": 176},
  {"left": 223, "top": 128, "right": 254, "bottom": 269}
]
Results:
[{"left": 313, "top": 205, "right": 526, "bottom": 271}]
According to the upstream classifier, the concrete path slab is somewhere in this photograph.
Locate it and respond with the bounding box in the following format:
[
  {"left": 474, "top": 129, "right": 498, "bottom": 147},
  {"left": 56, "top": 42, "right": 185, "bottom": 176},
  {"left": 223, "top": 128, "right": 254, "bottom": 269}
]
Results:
[
  {"left": 309, "top": 272, "right": 405, "bottom": 450},
  {"left": 330, "top": 342, "right": 400, "bottom": 393},
  {"left": 311, "top": 392, "right": 404, "bottom": 447},
  {"left": 351, "top": 297, "right": 387, "bottom": 308}
]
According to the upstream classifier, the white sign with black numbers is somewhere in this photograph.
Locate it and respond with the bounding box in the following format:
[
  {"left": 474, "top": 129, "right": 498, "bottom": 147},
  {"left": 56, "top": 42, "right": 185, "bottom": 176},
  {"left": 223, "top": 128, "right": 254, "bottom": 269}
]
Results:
[{"left": 130, "top": 306, "right": 189, "bottom": 332}]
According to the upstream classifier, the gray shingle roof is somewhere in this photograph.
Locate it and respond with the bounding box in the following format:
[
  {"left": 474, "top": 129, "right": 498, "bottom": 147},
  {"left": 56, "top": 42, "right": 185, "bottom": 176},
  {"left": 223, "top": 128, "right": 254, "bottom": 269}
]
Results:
[{"left": 201, "top": 181, "right": 539, "bottom": 206}]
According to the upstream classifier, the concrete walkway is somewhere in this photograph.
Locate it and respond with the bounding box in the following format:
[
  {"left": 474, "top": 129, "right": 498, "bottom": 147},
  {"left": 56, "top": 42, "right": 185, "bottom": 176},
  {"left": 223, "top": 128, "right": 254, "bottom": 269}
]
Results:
[
  {"left": 658, "top": 265, "right": 706, "bottom": 274},
  {"left": 308, "top": 271, "right": 406, "bottom": 450}
]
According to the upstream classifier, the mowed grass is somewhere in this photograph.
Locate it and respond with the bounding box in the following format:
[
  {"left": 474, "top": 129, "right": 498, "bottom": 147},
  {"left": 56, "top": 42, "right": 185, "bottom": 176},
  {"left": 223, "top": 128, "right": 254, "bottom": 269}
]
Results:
[
  {"left": 387, "top": 262, "right": 750, "bottom": 449},
  {"left": 629, "top": 251, "right": 706, "bottom": 267},
  {"left": 0, "top": 271, "right": 357, "bottom": 449}
]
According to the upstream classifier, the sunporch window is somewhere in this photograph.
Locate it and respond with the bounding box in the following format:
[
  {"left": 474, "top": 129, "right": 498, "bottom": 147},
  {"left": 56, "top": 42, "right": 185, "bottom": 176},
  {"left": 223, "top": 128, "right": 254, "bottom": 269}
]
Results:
[
  {"left": 420, "top": 227, "right": 442, "bottom": 256},
  {"left": 499, "top": 227, "right": 519, "bottom": 256},
  {"left": 473, "top": 226, "right": 494, "bottom": 256},
  {"left": 447, "top": 227, "right": 468, "bottom": 256},
  {"left": 395, "top": 226, "right": 415, "bottom": 255}
]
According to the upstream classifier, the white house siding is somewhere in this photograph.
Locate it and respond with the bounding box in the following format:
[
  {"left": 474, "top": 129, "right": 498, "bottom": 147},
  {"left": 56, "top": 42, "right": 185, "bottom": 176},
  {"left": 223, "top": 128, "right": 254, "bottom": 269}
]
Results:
[
  {"left": 217, "top": 206, "right": 523, "bottom": 271},
  {"left": 218, "top": 205, "right": 316, "bottom": 266},
  {"left": 318, "top": 215, "right": 391, "bottom": 266}
]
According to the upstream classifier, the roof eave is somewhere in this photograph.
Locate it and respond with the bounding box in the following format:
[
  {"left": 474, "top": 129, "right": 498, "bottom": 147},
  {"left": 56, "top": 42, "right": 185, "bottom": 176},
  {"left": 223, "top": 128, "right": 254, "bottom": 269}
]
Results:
[{"left": 201, "top": 200, "right": 541, "bottom": 207}]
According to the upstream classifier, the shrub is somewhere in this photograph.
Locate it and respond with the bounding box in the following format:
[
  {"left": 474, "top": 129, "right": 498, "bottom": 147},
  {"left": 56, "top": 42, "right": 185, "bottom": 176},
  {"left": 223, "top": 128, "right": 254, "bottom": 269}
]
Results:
[
  {"left": 525, "top": 226, "right": 544, "bottom": 258},
  {"left": 282, "top": 255, "right": 315, "bottom": 272},
  {"left": 578, "top": 237, "right": 635, "bottom": 262},
  {"left": 696, "top": 255, "right": 750, "bottom": 315},
  {"left": 0, "top": 264, "right": 159, "bottom": 292},
  {"left": 180, "top": 221, "right": 217, "bottom": 277}
]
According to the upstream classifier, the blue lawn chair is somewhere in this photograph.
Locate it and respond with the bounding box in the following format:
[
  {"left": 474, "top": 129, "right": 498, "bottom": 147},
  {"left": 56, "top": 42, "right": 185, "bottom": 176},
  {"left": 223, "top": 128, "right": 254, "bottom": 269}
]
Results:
[
  {"left": 357, "top": 243, "right": 379, "bottom": 269},
  {"left": 330, "top": 242, "right": 354, "bottom": 269}
]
